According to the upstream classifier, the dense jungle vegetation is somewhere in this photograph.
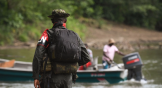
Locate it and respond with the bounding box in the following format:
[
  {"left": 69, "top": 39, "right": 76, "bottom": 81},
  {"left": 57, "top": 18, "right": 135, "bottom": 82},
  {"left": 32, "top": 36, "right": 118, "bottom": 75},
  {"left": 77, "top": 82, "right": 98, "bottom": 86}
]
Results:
[{"left": 0, "top": 0, "right": 162, "bottom": 45}]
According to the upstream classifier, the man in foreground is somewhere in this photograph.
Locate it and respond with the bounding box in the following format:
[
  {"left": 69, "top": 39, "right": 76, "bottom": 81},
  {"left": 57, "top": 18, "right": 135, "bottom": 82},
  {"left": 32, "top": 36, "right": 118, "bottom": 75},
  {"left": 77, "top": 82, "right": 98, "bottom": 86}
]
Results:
[{"left": 32, "top": 9, "right": 90, "bottom": 88}]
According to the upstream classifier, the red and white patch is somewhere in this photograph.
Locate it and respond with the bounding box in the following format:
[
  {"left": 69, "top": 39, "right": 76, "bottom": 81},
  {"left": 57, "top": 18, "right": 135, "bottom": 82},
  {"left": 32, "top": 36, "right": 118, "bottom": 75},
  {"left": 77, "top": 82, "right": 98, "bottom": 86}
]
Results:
[{"left": 37, "top": 29, "right": 49, "bottom": 48}]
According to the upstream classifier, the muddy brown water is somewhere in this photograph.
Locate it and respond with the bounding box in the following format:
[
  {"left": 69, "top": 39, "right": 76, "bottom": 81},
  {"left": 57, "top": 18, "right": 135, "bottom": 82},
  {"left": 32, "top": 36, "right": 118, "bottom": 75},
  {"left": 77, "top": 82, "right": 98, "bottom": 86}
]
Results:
[{"left": 0, "top": 48, "right": 162, "bottom": 88}]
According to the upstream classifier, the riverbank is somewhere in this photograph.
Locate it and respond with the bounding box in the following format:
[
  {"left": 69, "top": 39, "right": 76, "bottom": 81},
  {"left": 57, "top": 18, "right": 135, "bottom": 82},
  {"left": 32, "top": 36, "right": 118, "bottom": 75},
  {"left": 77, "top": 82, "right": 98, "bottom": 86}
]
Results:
[
  {"left": 85, "top": 23, "right": 162, "bottom": 51},
  {"left": 0, "top": 23, "right": 162, "bottom": 50},
  {"left": 0, "top": 41, "right": 37, "bottom": 50}
]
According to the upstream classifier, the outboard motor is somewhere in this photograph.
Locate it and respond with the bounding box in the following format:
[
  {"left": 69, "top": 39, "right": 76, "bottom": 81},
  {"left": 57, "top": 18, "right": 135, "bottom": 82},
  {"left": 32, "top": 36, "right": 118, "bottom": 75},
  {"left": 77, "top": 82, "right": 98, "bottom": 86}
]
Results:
[{"left": 122, "top": 52, "right": 143, "bottom": 81}]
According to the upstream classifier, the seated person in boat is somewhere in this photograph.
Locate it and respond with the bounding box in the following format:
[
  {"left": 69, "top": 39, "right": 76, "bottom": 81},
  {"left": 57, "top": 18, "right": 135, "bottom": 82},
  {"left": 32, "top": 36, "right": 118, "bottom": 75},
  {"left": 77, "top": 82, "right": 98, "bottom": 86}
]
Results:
[
  {"left": 79, "top": 43, "right": 93, "bottom": 70},
  {"left": 102, "top": 38, "right": 125, "bottom": 69}
]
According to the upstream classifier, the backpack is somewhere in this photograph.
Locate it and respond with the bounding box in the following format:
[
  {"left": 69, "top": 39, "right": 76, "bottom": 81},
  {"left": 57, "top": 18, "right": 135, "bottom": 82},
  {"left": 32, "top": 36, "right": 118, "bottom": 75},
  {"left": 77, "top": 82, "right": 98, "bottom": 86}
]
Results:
[{"left": 47, "top": 27, "right": 81, "bottom": 62}]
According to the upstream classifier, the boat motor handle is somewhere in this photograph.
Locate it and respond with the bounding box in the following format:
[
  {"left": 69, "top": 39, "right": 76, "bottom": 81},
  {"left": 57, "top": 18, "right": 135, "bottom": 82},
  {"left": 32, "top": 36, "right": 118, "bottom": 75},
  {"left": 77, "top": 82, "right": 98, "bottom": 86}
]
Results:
[{"left": 112, "top": 61, "right": 121, "bottom": 69}]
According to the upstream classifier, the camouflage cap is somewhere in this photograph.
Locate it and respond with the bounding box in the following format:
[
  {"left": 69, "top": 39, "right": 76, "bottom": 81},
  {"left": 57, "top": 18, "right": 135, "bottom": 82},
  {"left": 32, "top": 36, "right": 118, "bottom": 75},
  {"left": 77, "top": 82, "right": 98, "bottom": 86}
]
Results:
[{"left": 48, "top": 9, "right": 70, "bottom": 18}]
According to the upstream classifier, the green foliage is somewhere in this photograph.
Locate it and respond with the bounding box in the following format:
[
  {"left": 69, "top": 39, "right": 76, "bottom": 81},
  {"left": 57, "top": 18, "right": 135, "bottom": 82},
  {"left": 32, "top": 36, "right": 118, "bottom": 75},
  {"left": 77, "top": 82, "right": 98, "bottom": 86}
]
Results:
[
  {"left": 18, "top": 34, "right": 28, "bottom": 42},
  {"left": 93, "top": 0, "right": 162, "bottom": 30},
  {"left": 66, "top": 17, "right": 86, "bottom": 40},
  {"left": 26, "top": 25, "right": 41, "bottom": 40},
  {"left": 1, "top": 0, "right": 162, "bottom": 45},
  {"left": 0, "top": 41, "right": 4, "bottom": 46},
  {"left": 0, "top": 0, "right": 89, "bottom": 44},
  {"left": 131, "top": 5, "right": 157, "bottom": 15},
  {"left": 72, "top": 0, "right": 94, "bottom": 17}
]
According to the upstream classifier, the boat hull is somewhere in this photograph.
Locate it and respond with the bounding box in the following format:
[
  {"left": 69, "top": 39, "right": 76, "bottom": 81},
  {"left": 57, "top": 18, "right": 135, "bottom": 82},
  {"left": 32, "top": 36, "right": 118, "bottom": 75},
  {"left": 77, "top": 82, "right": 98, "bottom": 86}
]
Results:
[
  {"left": 0, "top": 68, "right": 33, "bottom": 81},
  {"left": 0, "top": 58, "right": 127, "bottom": 83},
  {"left": 0, "top": 68, "right": 126, "bottom": 84},
  {"left": 76, "top": 71, "right": 126, "bottom": 84}
]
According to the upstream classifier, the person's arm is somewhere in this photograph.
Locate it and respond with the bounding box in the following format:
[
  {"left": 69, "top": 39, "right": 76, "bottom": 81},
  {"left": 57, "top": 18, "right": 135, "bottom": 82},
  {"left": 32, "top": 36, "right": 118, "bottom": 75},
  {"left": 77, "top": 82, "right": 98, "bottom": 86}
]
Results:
[
  {"left": 116, "top": 51, "right": 125, "bottom": 56},
  {"left": 76, "top": 34, "right": 90, "bottom": 66},
  {"left": 32, "top": 46, "right": 47, "bottom": 79},
  {"left": 34, "top": 79, "right": 41, "bottom": 88},
  {"left": 114, "top": 46, "right": 125, "bottom": 56},
  {"left": 32, "top": 29, "right": 49, "bottom": 88}
]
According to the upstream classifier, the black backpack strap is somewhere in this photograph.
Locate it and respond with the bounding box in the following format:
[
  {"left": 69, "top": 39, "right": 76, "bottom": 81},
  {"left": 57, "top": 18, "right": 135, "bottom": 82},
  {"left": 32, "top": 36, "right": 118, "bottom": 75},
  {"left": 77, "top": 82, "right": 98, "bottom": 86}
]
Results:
[
  {"left": 47, "top": 28, "right": 59, "bottom": 43},
  {"left": 43, "top": 56, "right": 48, "bottom": 78}
]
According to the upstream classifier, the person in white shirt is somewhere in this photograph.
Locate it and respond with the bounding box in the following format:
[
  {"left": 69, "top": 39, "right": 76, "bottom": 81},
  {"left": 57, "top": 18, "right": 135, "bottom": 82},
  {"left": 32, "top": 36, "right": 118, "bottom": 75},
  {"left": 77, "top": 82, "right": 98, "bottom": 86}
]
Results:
[{"left": 85, "top": 44, "right": 93, "bottom": 62}]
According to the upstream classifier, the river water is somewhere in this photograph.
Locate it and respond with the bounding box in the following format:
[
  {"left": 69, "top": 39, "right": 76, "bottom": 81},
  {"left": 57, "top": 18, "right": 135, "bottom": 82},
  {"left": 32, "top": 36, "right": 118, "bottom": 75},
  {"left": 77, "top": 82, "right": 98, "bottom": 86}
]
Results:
[{"left": 0, "top": 48, "right": 162, "bottom": 88}]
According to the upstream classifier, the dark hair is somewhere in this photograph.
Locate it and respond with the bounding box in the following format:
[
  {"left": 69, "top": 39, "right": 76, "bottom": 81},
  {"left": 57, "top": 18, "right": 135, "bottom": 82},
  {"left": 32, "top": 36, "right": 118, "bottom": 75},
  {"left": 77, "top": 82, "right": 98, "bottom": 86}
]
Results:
[
  {"left": 84, "top": 43, "right": 88, "bottom": 48},
  {"left": 51, "top": 17, "right": 67, "bottom": 24}
]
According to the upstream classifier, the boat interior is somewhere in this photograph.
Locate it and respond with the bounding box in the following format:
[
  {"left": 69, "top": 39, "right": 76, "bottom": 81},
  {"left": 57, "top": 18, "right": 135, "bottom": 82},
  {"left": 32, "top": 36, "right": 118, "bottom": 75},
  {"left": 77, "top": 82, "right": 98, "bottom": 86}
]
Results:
[{"left": 0, "top": 57, "right": 125, "bottom": 72}]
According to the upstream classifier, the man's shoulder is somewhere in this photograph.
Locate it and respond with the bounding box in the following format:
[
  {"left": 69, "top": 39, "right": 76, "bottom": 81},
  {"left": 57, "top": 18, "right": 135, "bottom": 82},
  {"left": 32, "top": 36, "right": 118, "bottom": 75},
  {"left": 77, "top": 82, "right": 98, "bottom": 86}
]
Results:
[
  {"left": 68, "top": 29, "right": 77, "bottom": 34},
  {"left": 37, "top": 29, "right": 49, "bottom": 48},
  {"left": 112, "top": 45, "right": 118, "bottom": 50},
  {"left": 42, "top": 29, "right": 49, "bottom": 33},
  {"left": 112, "top": 45, "right": 117, "bottom": 48},
  {"left": 68, "top": 30, "right": 80, "bottom": 38},
  {"left": 41, "top": 29, "right": 49, "bottom": 38}
]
